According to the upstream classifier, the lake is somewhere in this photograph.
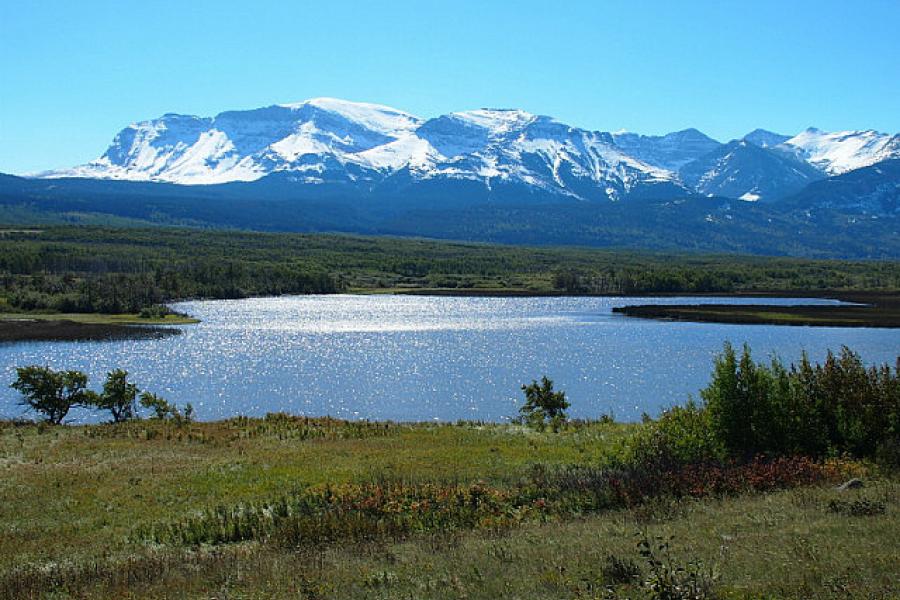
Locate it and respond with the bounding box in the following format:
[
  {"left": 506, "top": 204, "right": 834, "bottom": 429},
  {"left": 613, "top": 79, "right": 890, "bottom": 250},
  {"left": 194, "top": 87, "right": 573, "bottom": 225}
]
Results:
[{"left": 1, "top": 295, "right": 897, "bottom": 423}]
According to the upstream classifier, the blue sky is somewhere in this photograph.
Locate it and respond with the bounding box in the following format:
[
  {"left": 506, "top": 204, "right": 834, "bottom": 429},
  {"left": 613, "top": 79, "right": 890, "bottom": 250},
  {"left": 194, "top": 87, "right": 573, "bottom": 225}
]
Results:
[{"left": 1, "top": 0, "right": 898, "bottom": 174}]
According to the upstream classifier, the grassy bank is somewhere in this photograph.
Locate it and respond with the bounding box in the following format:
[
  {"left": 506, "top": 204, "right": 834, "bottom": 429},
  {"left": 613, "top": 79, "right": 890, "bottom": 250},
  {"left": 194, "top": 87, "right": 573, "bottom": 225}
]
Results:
[
  {"left": 0, "top": 312, "right": 199, "bottom": 325},
  {"left": 0, "top": 312, "right": 197, "bottom": 342},
  {"left": 612, "top": 293, "right": 900, "bottom": 328},
  {"left": 0, "top": 419, "right": 634, "bottom": 577},
  {"left": 0, "top": 416, "right": 896, "bottom": 599}
]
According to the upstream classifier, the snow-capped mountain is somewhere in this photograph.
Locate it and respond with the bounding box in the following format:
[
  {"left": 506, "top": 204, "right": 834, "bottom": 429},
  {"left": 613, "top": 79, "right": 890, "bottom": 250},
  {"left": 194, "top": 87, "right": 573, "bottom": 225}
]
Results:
[
  {"left": 42, "top": 98, "right": 688, "bottom": 202},
  {"left": 408, "top": 110, "right": 685, "bottom": 201},
  {"left": 37, "top": 98, "right": 899, "bottom": 206},
  {"left": 679, "top": 140, "right": 823, "bottom": 202},
  {"left": 52, "top": 99, "right": 425, "bottom": 185},
  {"left": 778, "top": 128, "right": 900, "bottom": 175}
]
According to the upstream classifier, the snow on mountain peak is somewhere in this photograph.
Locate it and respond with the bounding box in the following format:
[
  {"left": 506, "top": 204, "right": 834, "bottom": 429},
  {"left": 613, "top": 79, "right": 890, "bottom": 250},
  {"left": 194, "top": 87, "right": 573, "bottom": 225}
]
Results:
[
  {"left": 781, "top": 128, "right": 900, "bottom": 175},
  {"left": 611, "top": 128, "right": 721, "bottom": 171},
  {"left": 448, "top": 109, "right": 537, "bottom": 136},
  {"left": 28, "top": 97, "right": 697, "bottom": 199},
  {"left": 34, "top": 97, "right": 898, "bottom": 204},
  {"left": 279, "top": 97, "right": 422, "bottom": 136}
]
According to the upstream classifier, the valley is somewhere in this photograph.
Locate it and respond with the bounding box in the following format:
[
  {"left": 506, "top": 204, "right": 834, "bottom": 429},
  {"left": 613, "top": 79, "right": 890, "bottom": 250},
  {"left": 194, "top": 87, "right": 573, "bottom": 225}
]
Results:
[{"left": 4, "top": 4, "right": 899, "bottom": 599}]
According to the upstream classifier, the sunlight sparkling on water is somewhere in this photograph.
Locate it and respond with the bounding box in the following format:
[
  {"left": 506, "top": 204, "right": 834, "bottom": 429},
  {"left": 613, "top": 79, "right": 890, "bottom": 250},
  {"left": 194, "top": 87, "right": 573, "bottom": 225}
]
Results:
[{"left": 1, "top": 295, "right": 896, "bottom": 423}]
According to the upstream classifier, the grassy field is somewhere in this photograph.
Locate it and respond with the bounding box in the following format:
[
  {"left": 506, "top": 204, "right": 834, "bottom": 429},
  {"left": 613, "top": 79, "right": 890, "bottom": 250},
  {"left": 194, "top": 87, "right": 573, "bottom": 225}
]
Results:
[{"left": 0, "top": 417, "right": 896, "bottom": 599}]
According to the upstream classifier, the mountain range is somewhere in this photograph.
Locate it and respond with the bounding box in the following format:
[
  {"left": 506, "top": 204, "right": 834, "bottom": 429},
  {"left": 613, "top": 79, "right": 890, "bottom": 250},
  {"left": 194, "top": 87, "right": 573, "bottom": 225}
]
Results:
[{"left": 2, "top": 98, "right": 899, "bottom": 258}]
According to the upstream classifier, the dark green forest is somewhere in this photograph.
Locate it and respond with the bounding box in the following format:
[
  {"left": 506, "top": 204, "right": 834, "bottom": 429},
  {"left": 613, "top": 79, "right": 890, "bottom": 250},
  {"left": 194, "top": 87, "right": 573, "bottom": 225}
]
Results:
[{"left": 2, "top": 226, "right": 899, "bottom": 314}]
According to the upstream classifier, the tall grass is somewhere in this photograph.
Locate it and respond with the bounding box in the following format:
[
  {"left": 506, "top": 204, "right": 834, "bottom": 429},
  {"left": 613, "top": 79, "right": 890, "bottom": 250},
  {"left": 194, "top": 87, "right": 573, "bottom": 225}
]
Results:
[{"left": 138, "top": 456, "right": 845, "bottom": 550}]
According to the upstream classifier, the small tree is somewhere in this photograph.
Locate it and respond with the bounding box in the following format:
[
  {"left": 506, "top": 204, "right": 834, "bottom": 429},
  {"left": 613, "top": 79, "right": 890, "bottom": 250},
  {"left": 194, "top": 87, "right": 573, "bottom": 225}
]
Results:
[
  {"left": 10, "top": 366, "right": 92, "bottom": 424},
  {"left": 520, "top": 376, "right": 570, "bottom": 431},
  {"left": 93, "top": 369, "right": 139, "bottom": 422},
  {"left": 140, "top": 392, "right": 194, "bottom": 424},
  {"left": 139, "top": 391, "right": 178, "bottom": 419}
]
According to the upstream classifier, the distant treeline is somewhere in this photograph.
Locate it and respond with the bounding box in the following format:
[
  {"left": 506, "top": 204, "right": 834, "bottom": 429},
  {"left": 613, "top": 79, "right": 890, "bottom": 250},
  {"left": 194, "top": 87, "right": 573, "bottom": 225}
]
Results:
[{"left": 1, "top": 226, "right": 899, "bottom": 314}]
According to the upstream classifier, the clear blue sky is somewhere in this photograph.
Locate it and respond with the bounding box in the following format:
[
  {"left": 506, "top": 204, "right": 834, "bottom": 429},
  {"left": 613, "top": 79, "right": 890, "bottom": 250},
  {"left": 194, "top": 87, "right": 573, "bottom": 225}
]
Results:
[{"left": 1, "top": 0, "right": 898, "bottom": 174}]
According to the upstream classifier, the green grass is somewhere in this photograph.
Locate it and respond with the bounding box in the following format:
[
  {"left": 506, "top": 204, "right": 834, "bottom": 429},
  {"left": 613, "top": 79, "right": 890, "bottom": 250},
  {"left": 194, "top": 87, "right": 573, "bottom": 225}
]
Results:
[
  {"left": 614, "top": 300, "right": 900, "bottom": 328},
  {"left": 0, "top": 418, "right": 633, "bottom": 570},
  {"left": 0, "top": 417, "right": 896, "bottom": 599},
  {"left": 0, "top": 312, "right": 199, "bottom": 325}
]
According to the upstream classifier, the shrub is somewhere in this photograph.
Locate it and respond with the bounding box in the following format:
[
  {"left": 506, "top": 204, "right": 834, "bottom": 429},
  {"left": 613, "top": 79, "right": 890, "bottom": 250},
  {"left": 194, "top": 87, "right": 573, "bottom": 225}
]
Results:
[
  {"left": 138, "top": 304, "right": 171, "bottom": 319},
  {"left": 700, "top": 344, "right": 899, "bottom": 461},
  {"left": 827, "top": 498, "right": 886, "bottom": 517},
  {"left": 874, "top": 436, "right": 900, "bottom": 471},
  {"left": 139, "top": 392, "right": 193, "bottom": 424},
  {"left": 602, "top": 553, "right": 642, "bottom": 585},
  {"left": 637, "top": 535, "right": 718, "bottom": 600},
  {"left": 631, "top": 400, "right": 723, "bottom": 469},
  {"left": 140, "top": 392, "right": 176, "bottom": 419},
  {"left": 10, "top": 364, "right": 176, "bottom": 424}
]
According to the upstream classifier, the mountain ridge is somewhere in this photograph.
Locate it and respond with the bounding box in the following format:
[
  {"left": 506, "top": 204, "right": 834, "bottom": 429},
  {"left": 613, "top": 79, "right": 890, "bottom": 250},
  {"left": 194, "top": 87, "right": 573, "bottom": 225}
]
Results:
[
  {"left": 34, "top": 98, "right": 899, "bottom": 206},
  {"left": 5, "top": 98, "right": 898, "bottom": 259}
]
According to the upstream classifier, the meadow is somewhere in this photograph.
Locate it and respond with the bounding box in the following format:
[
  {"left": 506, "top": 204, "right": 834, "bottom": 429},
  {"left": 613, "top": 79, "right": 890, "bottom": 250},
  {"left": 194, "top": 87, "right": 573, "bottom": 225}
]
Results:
[
  {"left": 2, "top": 226, "right": 900, "bottom": 598},
  {"left": 0, "top": 416, "right": 896, "bottom": 599}
]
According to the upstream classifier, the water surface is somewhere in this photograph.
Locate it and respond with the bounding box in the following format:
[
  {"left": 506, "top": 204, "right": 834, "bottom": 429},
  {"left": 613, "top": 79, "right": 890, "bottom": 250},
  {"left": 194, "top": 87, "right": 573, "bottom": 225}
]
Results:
[{"left": 1, "top": 295, "right": 897, "bottom": 423}]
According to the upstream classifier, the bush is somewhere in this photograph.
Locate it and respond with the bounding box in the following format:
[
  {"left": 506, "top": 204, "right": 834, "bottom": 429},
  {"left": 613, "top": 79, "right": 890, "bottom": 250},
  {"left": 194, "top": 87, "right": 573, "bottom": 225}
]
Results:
[
  {"left": 631, "top": 400, "right": 723, "bottom": 468},
  {"left": 602, "top": 553, "right": 642, "bottom": 585},
  {"left": 138, "top": 304, "right": 171, "bottom": 319},
  {"left": 10, "top": 365, "right": 179, "bottom": 424},
  {"left": 700, "top": 344, "right": 899, "bottom": 461},
  {"left": 139, "top": 392, "right": 193, "bottom": 424},
  {"left": 827, "top": 498, "right": 886, "bottom": 517},
  {"left": 638, "top": 535, "right": 717, "bottom": 599}
]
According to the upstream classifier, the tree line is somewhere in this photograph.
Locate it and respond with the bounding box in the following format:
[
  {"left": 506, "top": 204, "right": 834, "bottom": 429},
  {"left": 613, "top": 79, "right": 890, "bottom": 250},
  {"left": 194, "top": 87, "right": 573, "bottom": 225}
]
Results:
[{"left": 2, "top": 226, "right": 899, "bottom": 315}]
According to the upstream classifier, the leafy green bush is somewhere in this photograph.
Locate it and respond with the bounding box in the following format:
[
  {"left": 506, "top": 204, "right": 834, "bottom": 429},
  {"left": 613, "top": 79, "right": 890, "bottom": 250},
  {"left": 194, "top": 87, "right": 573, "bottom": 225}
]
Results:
[
  {"left": 10, "top": 365, "right": 181, "bottom": 424},
  {"left": 601, "top": 553, "right": 642, "bottom": 585},
  {"left": 631, "top": 400, "right": 723, "bottom": 468},
  {"left": 637, "top": 535, "right": 718, "bottom": 599},
  {"left": 138, "top": 304, "right": 171, "bottom": 319},
  {"left": 139, "top": 392, "right": 193, "bottom": 424},
  {"left": 701, "top": 344, "right": 899, "bottom": 461},
  {"left": 827, "top": 498, "right": 886, "bottom": 517}
]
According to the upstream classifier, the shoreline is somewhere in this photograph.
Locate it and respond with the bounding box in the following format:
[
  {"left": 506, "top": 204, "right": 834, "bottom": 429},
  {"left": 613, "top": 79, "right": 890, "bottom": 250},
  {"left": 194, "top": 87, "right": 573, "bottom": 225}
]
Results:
[
  {"left": 361, "top": 287, "right": 877, "bottom": 299},
  {"left": 612, "top": 292, "right": 900, "bottom": 328},
  {"left": 3, "top": 290, "right": 898, "bottom": 342},
  {"left": 0, "top": 313, "right": 194, "bottom": 343}
]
